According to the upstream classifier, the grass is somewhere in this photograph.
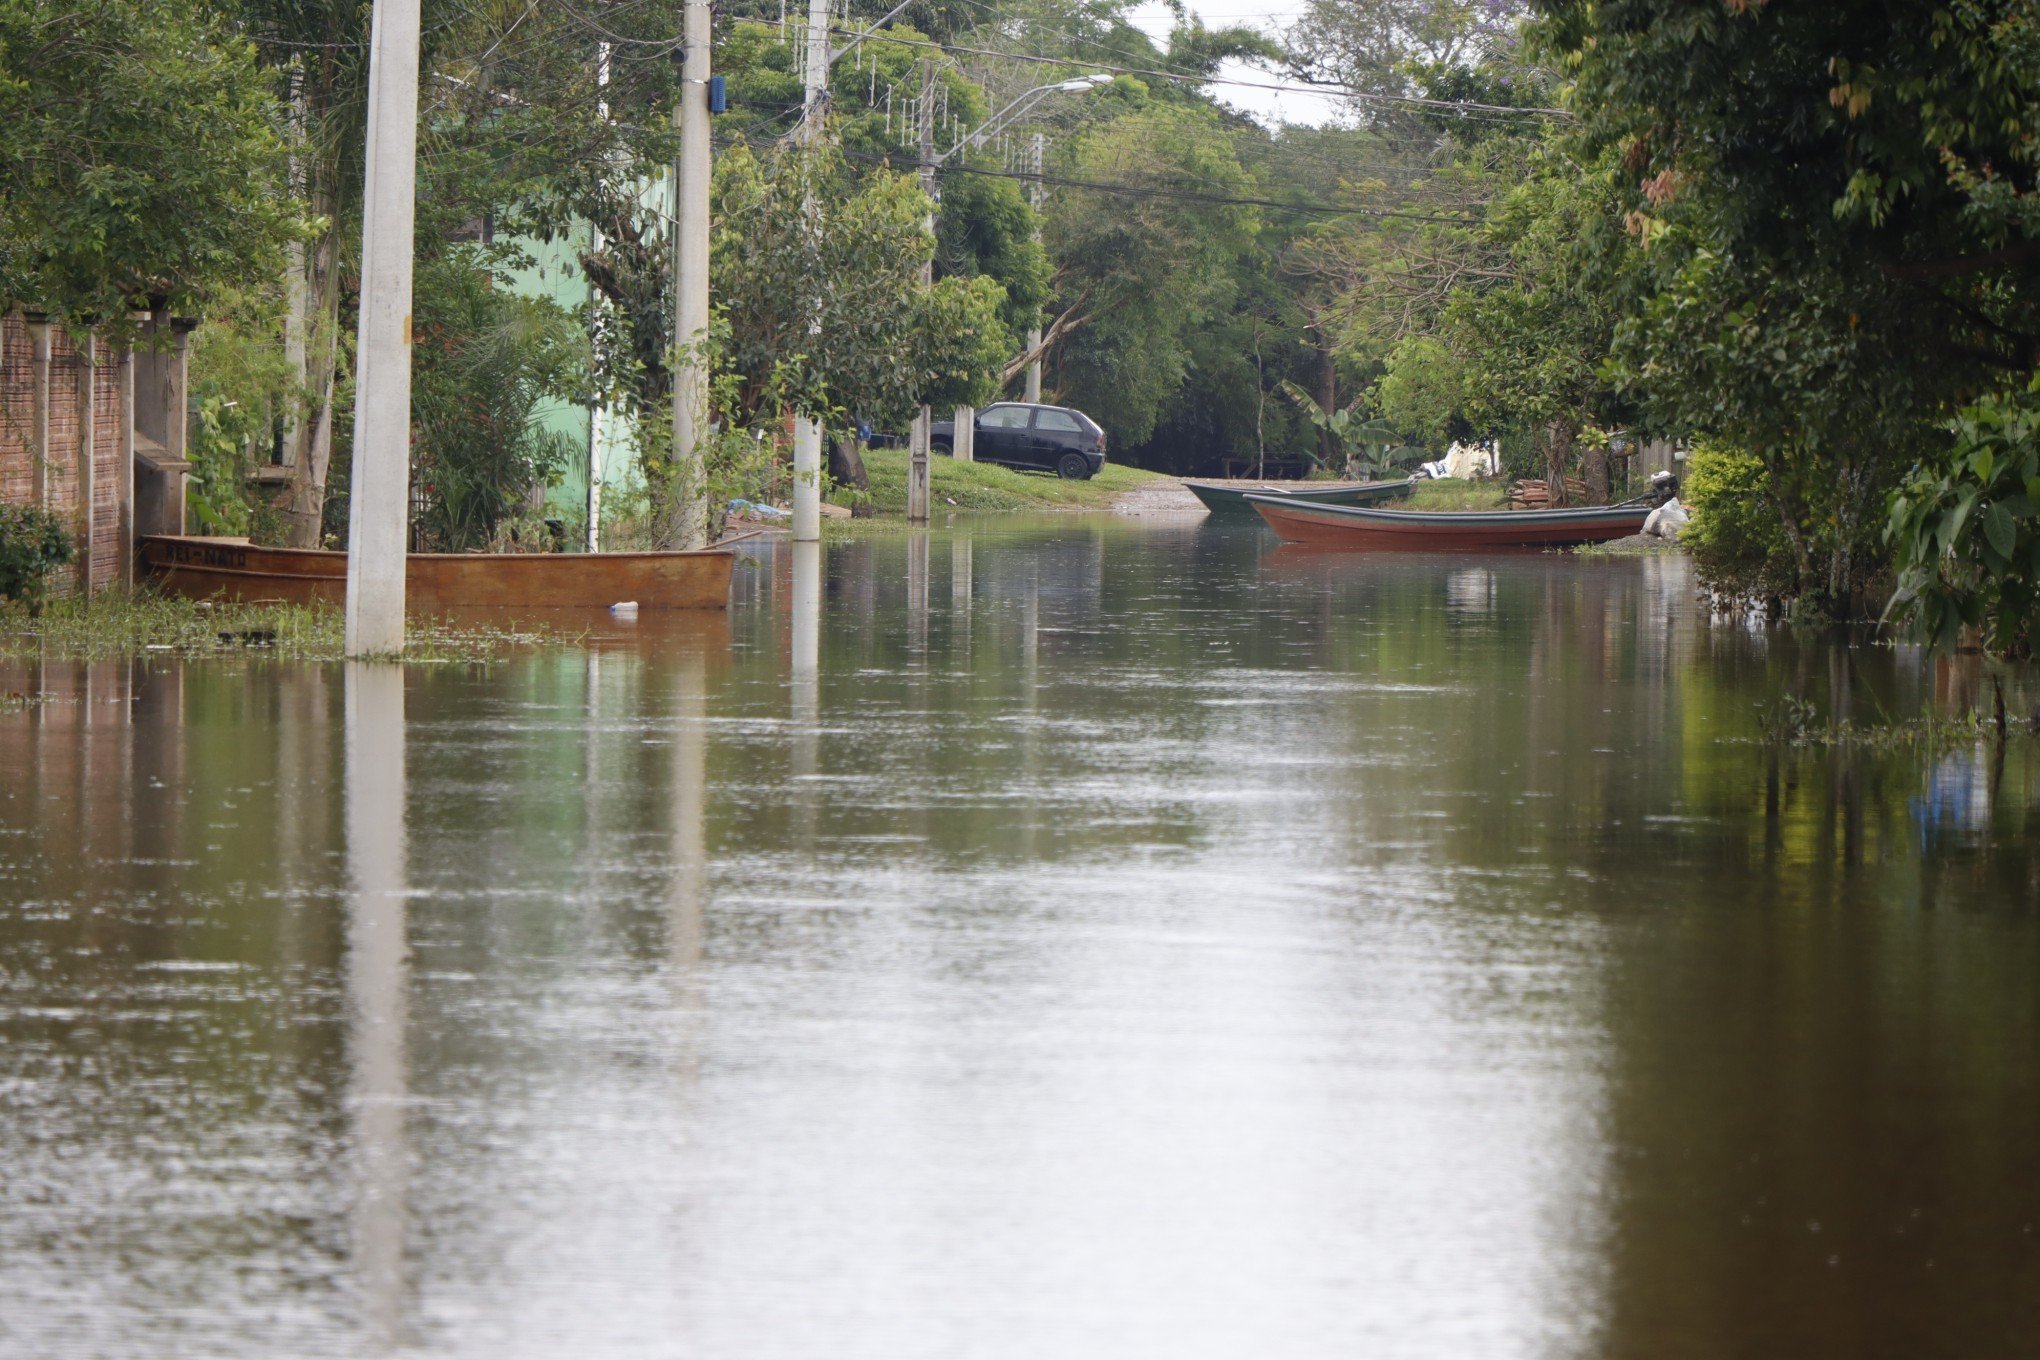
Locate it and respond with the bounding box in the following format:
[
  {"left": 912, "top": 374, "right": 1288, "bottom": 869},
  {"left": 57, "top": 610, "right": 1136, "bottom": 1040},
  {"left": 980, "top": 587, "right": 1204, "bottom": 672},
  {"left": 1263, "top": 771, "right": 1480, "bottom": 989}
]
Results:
[
  {"left": 1406, "top": 479, "right": 1509, "bottom": 511},
  {"left": 835, "top": 449, "right": 1165, "bottom": 514},
  {"left": 1573, "top": 535, "right": 1680, "bottom": 556},
  {"left": 0, "top": 593, "right": 574, "bottom": 663}
]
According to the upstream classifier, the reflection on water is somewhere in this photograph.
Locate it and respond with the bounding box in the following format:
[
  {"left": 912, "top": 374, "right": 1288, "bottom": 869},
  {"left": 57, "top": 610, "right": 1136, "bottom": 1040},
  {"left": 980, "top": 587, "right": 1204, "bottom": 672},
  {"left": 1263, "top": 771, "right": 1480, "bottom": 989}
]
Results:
[
  {"left": 3, "top": 519, "right": 2039, "bottom": 1359},
  {"left": 345, "top": 663, "right": 409, "bottom": 1352}
]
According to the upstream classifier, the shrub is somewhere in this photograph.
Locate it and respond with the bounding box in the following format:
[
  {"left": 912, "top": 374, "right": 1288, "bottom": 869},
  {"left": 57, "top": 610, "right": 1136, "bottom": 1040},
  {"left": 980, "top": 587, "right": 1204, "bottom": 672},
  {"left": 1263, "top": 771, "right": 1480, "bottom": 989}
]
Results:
[
  {"left": 1887, "top": 379, "right": 2040, "bottom": 656},
  {"left": 1682, "top": 440, "right": 1796, "bottom": 607},
  {"left": 0, "top": 505, "right": 77, "bottom": 608}
]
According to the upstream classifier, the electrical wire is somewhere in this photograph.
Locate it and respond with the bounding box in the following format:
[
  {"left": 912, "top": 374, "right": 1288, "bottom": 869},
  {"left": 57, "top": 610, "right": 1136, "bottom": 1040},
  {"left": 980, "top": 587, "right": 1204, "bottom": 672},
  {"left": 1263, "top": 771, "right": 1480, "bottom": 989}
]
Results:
[
  {"left": 835, "top": 145, "right": 1483, "bottom": 223},
  {"left": 786, "top": 18, "right": 1567, "bottom": 119}
]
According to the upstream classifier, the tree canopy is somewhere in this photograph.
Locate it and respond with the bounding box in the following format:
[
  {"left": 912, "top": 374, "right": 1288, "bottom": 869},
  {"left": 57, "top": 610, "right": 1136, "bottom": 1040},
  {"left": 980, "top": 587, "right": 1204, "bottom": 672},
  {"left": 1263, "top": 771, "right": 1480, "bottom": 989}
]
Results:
[{"left": 0, "top": 0, "right": 301, "bottom": 327}]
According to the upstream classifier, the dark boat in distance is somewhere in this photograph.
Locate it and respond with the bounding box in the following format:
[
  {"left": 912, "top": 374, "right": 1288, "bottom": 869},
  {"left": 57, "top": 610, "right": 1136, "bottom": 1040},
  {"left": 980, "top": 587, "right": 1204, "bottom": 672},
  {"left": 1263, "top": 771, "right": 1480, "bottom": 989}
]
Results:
[
  {"left": 1184, "top": 478, "right": 1415, "bottom": 518},
  {"left": 140, "top": 535, "right": 736, "bottom": 612},
  {"left": 1247, "top": 495, "right": 1651, "bottom": 549}
]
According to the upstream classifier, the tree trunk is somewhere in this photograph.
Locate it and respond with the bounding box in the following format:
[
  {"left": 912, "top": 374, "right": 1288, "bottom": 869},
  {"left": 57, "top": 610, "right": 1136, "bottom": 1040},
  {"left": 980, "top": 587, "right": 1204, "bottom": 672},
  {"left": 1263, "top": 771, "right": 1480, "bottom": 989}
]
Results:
[
  {"left": 1317, "top": 345, "right": 1338, "bottom": 472},
  {"left": 1544, "top": 420, "right": 1574, "bottom": 507},
  {"left": 1581, "top": 440, "right": 1610, "bottom": 505},
  {"left": 829, "top": 435, "right": 873, "bottom": 517},
  {"left": 282, "top": 125, "right": 344, "bottom": 548}
]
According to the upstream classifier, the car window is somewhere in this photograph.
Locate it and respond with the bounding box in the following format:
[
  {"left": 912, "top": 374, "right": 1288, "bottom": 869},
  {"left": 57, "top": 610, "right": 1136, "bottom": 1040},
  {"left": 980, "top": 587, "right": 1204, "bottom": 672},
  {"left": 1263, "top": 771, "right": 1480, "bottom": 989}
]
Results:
[
  {"left": 1035, "top": 410, "right": 1082, "bottom": 432},
  {"left": 981, "top": 406, "right": 1030, "bottom": 429}
]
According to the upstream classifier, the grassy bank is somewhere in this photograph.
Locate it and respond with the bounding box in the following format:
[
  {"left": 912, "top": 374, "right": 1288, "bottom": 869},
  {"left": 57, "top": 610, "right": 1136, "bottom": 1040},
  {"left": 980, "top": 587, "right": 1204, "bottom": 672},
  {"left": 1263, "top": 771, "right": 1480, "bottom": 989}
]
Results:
[
  {"left": 1407, "top": 479, "right": 1509, "bottom": 511},
  {"left": 836, "top": 449, "right": 1165, "bottom": 514},
  {"left": 1, "top": 594, "right": 570, "bottom": 663}
]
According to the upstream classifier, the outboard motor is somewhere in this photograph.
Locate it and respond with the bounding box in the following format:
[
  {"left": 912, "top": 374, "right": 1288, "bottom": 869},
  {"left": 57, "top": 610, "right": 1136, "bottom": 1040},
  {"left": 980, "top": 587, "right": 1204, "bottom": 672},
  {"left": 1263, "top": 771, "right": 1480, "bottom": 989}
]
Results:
[{"left": 1649, "top": 469, "right": 1680, "bottom": 506}]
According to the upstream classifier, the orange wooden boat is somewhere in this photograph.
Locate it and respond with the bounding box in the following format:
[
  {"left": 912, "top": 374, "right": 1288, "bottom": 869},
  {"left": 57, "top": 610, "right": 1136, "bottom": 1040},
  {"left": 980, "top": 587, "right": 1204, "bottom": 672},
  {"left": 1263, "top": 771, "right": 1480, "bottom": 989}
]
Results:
[
  {"left": 140, "top": 535, "right": 735, "bottom": 612},
  {"left": 1247, "top": 495, "right": 1650, "bottom": 549}
]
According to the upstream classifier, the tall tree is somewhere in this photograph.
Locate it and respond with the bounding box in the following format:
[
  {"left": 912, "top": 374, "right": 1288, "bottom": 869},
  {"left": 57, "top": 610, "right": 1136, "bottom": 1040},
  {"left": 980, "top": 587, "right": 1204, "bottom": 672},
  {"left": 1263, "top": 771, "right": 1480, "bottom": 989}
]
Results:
[
  {"left": 1535, "top": 0, "right": 2040, "bottom": 611},
  {"left": 0, "top": 0, "right": 299, "bottom": 329}
]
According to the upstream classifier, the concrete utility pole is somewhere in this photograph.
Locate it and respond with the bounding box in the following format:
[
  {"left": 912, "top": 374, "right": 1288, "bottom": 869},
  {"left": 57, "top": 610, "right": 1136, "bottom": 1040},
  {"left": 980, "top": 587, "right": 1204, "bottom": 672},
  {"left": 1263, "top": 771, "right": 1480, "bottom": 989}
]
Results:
[
  {"left": 345, "top": 0, "right": 422, "bottom": 657},
  {"left": 791, "top": 0, "right": 832, "bottom": 543},
  {"left": 907, "top": 57, "right": 936, "bottom": 524},
  {"left": 588, "top": 43, "right": 613, "bottom": 552},
  {"left": 1025, "top": 132, "right": 1045, "bottom": 403},
  {"left": 670, "top": 0, "right": 712, "bottom": 549}
]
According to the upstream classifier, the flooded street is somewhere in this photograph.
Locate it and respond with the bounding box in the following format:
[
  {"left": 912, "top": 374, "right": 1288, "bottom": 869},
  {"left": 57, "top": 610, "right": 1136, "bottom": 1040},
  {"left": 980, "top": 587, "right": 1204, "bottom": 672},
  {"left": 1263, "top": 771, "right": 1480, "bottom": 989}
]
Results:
[{"left": 4, "top": 517, "right": 2039, "bottom": 1359}]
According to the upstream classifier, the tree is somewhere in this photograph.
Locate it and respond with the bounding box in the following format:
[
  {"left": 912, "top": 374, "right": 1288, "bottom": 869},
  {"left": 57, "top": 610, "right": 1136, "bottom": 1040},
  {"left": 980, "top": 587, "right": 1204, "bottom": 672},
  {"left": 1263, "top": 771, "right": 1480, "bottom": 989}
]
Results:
[
  {"left": 409, "top": 253, "right": 588, "bottom": 552},
  {"left": 1887, "top": 379, "right": 2040, "bottom": 657},
  {"left": 0, "top": 0, "right": 300, "bottom": 329},
  {"left": 1375, "top": 143, "right": 1627, "bottom": 502},
  {"left": 1284, "top": 0, "right": 1527, "bottom": 99},
  {"left": 1534, "top": 0, "right": 2040, "bottom": 613},
  {"left": 227, "top": 0, "right": 683, "bottom": 545},
  {"left": 1044, "top": 100, "right": 1260, "bottom": 445},
  {"left": 711, "top": 141, "right": 1010, "bottom": 434}
]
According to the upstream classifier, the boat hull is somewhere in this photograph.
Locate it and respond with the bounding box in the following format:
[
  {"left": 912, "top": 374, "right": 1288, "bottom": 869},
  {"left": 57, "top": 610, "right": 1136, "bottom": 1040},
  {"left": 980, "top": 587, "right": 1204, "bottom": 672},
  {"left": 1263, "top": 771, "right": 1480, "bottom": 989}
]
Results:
[
  {"left": 140, "top": 535, "right": 736, "bottom": 611},
  {"left": 1247, "top": 496, "right": 1650, "bottom": 549},
  {"left": 1185, "top": 479, "right": 1414, "bottom": 517}
]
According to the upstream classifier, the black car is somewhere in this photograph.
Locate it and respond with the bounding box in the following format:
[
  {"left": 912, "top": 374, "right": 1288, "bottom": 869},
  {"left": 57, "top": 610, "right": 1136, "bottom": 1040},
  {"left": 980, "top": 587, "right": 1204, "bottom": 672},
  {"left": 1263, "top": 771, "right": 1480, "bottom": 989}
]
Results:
[{"left": 930, "top": 403, "right": 1107, "bottom": 479}]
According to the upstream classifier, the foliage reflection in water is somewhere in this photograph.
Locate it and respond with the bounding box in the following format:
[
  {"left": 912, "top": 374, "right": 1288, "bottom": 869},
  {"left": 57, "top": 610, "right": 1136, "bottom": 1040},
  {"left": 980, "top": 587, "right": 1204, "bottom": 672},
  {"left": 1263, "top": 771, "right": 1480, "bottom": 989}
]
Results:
[{"left": 1, "top": 519, "right": 2037, "bottom": 1359}]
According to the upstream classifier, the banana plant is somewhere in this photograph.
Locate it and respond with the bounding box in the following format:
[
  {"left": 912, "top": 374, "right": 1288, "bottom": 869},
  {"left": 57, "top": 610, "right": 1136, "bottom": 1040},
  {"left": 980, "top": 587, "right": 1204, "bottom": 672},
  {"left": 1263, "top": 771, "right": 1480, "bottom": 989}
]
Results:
[{"left": 1278, "top": 382, "right": 1423, "bottom": 478}]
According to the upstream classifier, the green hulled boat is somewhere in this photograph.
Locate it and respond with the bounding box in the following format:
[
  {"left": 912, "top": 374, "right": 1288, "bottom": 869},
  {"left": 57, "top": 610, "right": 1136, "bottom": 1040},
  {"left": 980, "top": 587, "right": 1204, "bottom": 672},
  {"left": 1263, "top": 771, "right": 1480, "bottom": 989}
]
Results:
[{"left": 1185, "top": 478, "right": 1415, "bottom": 519}]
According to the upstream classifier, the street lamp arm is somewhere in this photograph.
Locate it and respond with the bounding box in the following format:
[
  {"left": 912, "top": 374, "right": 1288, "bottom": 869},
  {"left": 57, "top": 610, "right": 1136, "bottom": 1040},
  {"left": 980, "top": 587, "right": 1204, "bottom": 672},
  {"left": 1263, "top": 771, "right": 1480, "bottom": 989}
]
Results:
[{"left": 933, "top": 73, "right": 1109, "bottom": 166}]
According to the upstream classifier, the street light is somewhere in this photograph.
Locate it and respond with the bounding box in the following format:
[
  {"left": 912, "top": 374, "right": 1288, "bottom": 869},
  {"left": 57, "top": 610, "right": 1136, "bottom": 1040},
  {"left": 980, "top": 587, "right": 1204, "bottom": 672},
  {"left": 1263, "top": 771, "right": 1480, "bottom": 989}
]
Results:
[{"left": 933, "top": 73, "right": 1111, "bottom": 168}]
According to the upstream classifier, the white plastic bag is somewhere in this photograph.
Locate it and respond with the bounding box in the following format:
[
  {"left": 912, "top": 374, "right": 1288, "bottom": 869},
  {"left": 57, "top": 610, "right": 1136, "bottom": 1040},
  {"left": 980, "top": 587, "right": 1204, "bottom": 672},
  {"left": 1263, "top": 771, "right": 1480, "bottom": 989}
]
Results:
[{"left": 1643, "top": 497, "right": 1689, "bottom": 539}]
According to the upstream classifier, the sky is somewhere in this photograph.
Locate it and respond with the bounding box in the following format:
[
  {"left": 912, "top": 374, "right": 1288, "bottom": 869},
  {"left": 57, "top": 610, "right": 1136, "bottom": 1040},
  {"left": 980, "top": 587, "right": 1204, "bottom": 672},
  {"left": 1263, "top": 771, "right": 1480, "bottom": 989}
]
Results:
[{"left": 1124, "top": 0, "right": 1346, "bottom": 127}]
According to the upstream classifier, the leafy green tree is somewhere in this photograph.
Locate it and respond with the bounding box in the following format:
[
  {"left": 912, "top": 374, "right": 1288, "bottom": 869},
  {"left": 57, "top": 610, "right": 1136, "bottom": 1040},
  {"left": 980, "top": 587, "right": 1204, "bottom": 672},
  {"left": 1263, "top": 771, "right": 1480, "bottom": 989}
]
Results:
[
  {"left": 224, "top": 0, "right": 683, "bottom": 545},
  {"left": 1535, "top": 0, "right": 2040, "bottom": 612},
  {"left": 1681, "top": 440, "right": 1797, "bottom": 608},
  {"left": 409, "top": 254, "right": 588, "bottom": 552},
  {"left": 1285, "top": 0, "right": 1526, "bottom": 99},
  {"left": 711, "top": 141, "right": 1011, "bottom": 434},
  {"left": 0, "top": 0, "right": 300, "bottom": 328},
  {"left": 1374, "top": 143, "right": 1626, "bottom": 502},
  {"left": 1887, "top": 380, "right": 2040, "bottom": 656},
  {"left": 1044, "top": 101, "right": 1260, "bottom": 445}
]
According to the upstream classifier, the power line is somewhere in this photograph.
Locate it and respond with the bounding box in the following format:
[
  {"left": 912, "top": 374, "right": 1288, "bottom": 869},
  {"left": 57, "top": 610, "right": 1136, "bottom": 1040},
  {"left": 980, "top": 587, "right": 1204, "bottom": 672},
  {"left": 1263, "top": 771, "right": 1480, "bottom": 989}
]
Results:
[
  {"left": 800, "top": 20, "right": 1568, "bottom": 119},
  {"left": 838, "top": 146, "right": 1483, "bottom": 223}
]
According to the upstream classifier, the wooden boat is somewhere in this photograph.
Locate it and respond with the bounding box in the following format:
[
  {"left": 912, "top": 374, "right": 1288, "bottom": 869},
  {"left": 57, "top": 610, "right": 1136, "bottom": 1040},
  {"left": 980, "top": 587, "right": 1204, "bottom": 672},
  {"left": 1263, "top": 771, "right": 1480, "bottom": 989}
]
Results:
[
  {"left": 140, "top": 535, "right": 736, "bottom": 611},
  {"left": 1184, "top": 478, "right": 1414, "bottom": 518},
  {"left": 1246, "top": 495, "right": 1650, "bottom": 549}
]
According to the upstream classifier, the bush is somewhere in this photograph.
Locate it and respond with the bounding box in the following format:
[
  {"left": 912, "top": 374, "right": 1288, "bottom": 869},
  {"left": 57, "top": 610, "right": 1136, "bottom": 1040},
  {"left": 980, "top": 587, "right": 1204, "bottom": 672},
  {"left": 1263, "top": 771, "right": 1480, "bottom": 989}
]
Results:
[
  {"left": 1887, "top": 379, "right": 2040, "bottom": 656},
  {"left": 1682, "top": 440, "right": 1796, "bottom": 606},
  {"left": 0, "top": 505, "right": 77, "bottom": 608}
]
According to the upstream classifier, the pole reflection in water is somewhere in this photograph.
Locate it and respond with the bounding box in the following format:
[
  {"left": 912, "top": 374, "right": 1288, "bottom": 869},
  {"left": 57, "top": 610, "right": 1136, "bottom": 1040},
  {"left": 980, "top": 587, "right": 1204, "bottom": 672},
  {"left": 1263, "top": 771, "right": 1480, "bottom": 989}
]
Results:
[
  {"left": 951, "top": 535, "right": 973, "bottom": 657},
  {"left": 906, "top": 527, "right": 930, "bottom": 659},
  {"left": 790, "top": 538, "right": 822, "bottom": 844},
  {"left": 344, "top": 662, "right": 409, "bottom": 1354},
  {"left": 669, "top": 648, "right": 708, "bottom": 979}
]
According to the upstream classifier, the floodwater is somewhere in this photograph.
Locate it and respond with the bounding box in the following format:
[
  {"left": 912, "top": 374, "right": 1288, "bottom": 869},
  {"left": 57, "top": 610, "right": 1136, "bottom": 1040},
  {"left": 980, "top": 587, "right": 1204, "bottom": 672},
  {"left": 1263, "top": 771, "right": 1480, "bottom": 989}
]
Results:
[{"left": 3, "top": 517, "right": 2039, "bottom": 1360}]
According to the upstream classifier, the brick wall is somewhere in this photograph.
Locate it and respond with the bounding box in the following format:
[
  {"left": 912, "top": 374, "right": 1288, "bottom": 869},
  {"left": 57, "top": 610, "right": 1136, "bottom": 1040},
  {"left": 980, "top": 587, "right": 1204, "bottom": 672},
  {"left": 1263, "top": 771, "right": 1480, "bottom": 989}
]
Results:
[
  {"left": 0, "top": 318, "right": 32, "bottom": 511},
  {"left": 0, "top": 312, "right": 130, "bottom": 594}
]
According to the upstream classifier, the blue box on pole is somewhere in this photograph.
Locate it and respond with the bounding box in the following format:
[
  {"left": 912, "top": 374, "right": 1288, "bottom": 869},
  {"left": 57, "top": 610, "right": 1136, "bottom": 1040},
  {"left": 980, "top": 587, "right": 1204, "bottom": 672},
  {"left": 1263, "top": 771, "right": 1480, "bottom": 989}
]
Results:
[{"left": 708, "top": 75, "right": 726, "bottom": 114}]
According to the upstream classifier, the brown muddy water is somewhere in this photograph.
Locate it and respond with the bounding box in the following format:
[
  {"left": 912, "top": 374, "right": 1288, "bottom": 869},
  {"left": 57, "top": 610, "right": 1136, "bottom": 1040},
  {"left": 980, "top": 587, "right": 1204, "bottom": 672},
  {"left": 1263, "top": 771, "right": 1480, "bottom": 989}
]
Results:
[{"left": 3, "top": 518, "right": 2038, "bottom": 1360}]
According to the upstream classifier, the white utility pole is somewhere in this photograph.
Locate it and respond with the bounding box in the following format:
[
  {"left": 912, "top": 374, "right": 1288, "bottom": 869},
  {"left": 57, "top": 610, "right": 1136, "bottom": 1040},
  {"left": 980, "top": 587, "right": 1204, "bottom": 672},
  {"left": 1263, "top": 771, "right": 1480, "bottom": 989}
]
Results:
[
  {"left": 1025, "top": 131, "right": 1045, "bottom": 403},
  {"left": 589, "top": 43, "right": 613, "bottom": 552},
  {"left": 344, "top": 0, "right": 422, "bottom": 657},
  {"left": 671, "top": 0, "right": 712, "bottom": 549},
  {"left": 791, "top": 0, "right": 831, "bottom": 542},
  {"left": 908, "top": 57, "right": 935, "bottom": 524}
]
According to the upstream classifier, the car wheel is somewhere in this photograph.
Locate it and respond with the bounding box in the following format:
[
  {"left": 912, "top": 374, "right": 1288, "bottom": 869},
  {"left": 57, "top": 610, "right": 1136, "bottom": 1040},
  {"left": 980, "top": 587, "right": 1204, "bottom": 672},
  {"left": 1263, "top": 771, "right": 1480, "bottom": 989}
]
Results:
[
  {"left": 932, "top": 439, "right": 951, "bottom": 456},
  {"left": 1057, "top": 452, "right": 1088, "bottom": 480}
]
